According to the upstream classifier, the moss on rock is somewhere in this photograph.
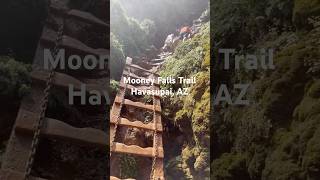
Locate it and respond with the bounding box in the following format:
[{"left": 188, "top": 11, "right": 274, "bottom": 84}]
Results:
[{"left": 293, "top": 0, "right": 320, "bottom": 28}]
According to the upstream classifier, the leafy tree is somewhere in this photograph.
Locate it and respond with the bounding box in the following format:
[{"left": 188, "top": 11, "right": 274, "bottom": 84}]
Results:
[{"left": 0, "top": 56, "right": 31, "bottom": 99}]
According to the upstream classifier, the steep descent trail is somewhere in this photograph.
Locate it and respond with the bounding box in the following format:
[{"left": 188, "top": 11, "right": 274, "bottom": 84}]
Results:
[{"left": 110, "top": 53, "right": 168, "bottom": 180}]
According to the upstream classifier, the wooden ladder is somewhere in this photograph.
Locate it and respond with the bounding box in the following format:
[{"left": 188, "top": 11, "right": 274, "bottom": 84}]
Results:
[
  {"left": 0, "top": 2, "right": 109, "bottom": 179},
  {"left": 110, "top": 57, "right": 164, "bottom": 180}
]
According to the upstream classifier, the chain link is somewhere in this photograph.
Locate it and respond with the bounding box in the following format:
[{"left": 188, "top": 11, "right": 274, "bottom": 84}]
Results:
[
  {"left": 150, "top": 75, "right": 159, "bottom": 180},
  {"left": 24, "top": 18, "right": 65, "bottom": 180}
]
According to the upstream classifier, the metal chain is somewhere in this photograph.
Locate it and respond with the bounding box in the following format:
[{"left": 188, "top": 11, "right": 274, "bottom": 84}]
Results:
[
  {"left": 24, "top": 19, "right": 65, "bottom": 180},
  {"left": 110, "top": 62, "right": 162, "bottom": 179},
  {"left": 150, "top": 75, "right": 159, "bottom": 180},
  {"left": 110, "top": 65, "right": 131, "bottom": 156}
]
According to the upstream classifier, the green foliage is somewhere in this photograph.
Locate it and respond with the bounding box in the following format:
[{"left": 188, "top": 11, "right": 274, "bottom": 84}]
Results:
[
  {"left": 214, "top": 30, "right": 320, "bottom": 178},
  {"left": 140, "top": 19, "right": 156, "bottom": 41},
  {"left": 308, "top": 80, "right": 320, "bottom": 98},
  {"left": 212, "top": 0, "right": 294, "bottom": 48},
  {"left": 160, "top": 23, "right": 210, "bottom": 179},
  {"left": 0, "top": 56, "right": 31, "bottom": 98},
  {"left": 212, "top": 1, "right": 320, "bottom": 179},
  {"left": 293, "top": 0, "right": 320, "bottom": 28},
  {"left": 110, "top": 79, "right": 120, "bottom": 94},
  {"left": 118, "top": 0, "right": 208, "bottom": 47},
  {"left": 262, "top": 101, "right": 320, "bottom": 180},
  {"left": 160, "top": 47, "right": 203, "bottom": 89},
  {"left": 211, "top": 153, "right": 249, "bottom": 180},
  {"left": 110, "top": 33, "right": 125, "bottom": 79},
  {"left": 212, "top": 0, "right": 262, "bottom": 47},
  {"left": 119, "top": 154, "right": 138, "bottom": 179},
  {"left": 165, "top": 156, "right": 188, "bottom": 180},
  {"left": 111, "top": 0, "right": 153, "bottom": 57},
  {"left": 181, "top": 145, "right": 210, "bottom": 179},
  {"left": 160, "top": 23, "right": 210, "bottom": 90},
  {"left": 175, "top": 71, "right": 210, "bottom": 144},
  {"left": 303, "top": 125, "right": 320, "bottom": 179}
]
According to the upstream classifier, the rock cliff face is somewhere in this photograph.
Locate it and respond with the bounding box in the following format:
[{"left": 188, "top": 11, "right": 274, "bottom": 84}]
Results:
[
  {"left": 212, "top": 0, "right": 320, "bottom": 179},
  {"left": 160, "top": 21, "right": 210, "bottom": 179}
]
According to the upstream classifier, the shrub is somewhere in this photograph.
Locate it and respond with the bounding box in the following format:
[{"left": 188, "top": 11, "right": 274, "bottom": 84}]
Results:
[{"left": 0, "top": 56, "right": 31, "bottom": 99}]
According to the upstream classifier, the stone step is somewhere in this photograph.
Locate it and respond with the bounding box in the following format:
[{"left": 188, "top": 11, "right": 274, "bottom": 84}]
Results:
[
  {"left": 40, "top": 28, "right": 109, "bottom": 57},
  {"left": 15, "top": 109, "right": 108, "bottom": 148},
  {"left": 158, "top": 52, "right": 172, "bottom": 57},
  {"left": 114, "top": 97, "right": 161, "bottom": 113},
  {"left": 150, "top": 59, "right": 165, "bottom": 63},
  {"left": 150, "top": 62, "right": 165, "bottom": 66},
  {"left": 0, "top": 169, "right": 47, "bottom": 180},
  {"left": 111, "top": 142, "right": 164, "bottom": 158},
  {"left": 31, "top": 70, "right": 107, "bottom": 95},
  {"left": 110, "top": 116, "right": 163, "bottom": 132}
]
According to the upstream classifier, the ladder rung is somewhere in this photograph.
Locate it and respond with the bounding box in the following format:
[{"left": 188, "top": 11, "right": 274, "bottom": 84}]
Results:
[
  {"left": 114, "top": 97, "right": 161, "bottom": 113},
  {"left": 119, "top": 82, "right": 161, "bottom": 98},
  {"left": 68, "top": 9, "right": 109, "bottom": 28},
  {"left": 111, "top": 142, "right": 164, "bottom": 158},
  {"left": 15, "top": 109, "right": 108, "bottom": 148},
  {"left": 41, "top": 28, "right": 109, "bottom": 56},
  {"left": 50, "top": 5, "right": 108, "bottom": 28},
  {"left": 110, "top": 176, "right": 135, "bottom": 180},
  {"left": 31, "top": 71, "right": 106, "bottom": 94},
  {"left": 110, "top": 116, "right": 163, "bottom": 132}
]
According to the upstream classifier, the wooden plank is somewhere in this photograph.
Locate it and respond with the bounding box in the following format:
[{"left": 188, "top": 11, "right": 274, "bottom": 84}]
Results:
[
  {"left": 114, "top": 97, "right": 161, "bottom": 113},
  {"left": 111, "top": 142, "right": 164, "bottom": 158},
  {"left": 31, "top": 71, "right": 107, "bottom": 94},
  {"left": 110, "top": 116, "right": 163, "bottom": 132},
  {"left": 119, "top": 82, "right": 161, "bottom": 98},
  {"left": 15, "top": 109, "right": 108, "bottom": 148},
  {"left": 110, "top": 57, "right": 164, "bottom": 179},
  {"left": 50, "top": 5, "right": 108, "bottom": 28},
  {"left": 120, "top": 82, "right": 151, "bottom": 90},
  {"left": 0, "top": 169, "right": 47, "bottom": 180},
  {"left": 68, "top": 10, "right": 109, "bottom": 28}
]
